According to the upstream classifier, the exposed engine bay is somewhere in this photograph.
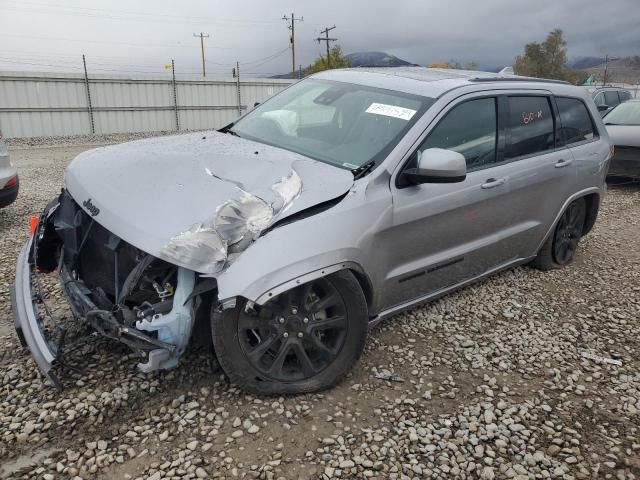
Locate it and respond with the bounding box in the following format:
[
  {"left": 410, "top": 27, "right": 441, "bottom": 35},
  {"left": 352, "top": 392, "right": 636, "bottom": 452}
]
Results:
[{"left": 33, "top": 191, "right": 212, "bottom": 377}]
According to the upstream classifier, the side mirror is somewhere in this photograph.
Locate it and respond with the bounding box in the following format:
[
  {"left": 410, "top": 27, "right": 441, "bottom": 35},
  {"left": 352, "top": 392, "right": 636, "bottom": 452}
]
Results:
[
  {"left": 402, "top": 148, "right": 467, "bottom": 185},
  {"left": 597, "top": 104, "right": 610, "bottom": 112},
  {"left": 253, "top": 102, "right": 261, "bottom": 108}
]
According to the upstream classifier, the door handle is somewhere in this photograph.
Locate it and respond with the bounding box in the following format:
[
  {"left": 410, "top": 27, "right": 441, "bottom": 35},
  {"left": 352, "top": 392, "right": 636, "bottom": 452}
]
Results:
[
  {"left": 555, "top": 158, "right": 573, "bottom": 168},
  {"left": 481, "top": 178, "right": 506, "bottom": 189}
]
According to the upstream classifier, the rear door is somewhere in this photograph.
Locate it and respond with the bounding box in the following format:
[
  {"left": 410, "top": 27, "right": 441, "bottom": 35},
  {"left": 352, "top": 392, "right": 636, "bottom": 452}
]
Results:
[
  {"left": 497, "top": 93, "right": 578, "bottom": 257},
  {"left": 555, "top": 96, "right": 607, "bottom": 188}
]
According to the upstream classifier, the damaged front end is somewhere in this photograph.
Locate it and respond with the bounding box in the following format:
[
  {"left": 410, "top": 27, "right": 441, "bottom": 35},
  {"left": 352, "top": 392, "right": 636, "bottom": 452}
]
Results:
[{"left": 12, "top": 191, "right": 208, "bottom": 388}]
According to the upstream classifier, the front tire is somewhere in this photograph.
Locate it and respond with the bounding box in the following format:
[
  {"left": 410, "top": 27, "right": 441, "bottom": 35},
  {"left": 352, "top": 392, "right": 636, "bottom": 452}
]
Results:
[
  {"left": 531, "top": 197, "right": 586, "bottom": 271},
  {"left": 211, "top": 270, "right": 368, "bottom": 395}
]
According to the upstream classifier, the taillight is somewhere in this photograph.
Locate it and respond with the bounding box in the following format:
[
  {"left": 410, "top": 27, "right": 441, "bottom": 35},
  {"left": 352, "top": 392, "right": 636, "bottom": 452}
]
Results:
[
  {"left": 29, "top": 215, "right": 39, "bottom": 237},
  {"left": 4, "top": 175, "right": 17, "bottom": 188},
  {"left": 609, "top": 145, "right": 615, "bottom": 159}
]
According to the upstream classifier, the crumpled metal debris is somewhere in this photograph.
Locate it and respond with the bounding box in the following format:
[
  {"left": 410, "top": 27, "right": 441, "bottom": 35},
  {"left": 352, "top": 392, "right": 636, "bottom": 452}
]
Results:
[
  {"left": 374, "top": 369, "right": 404, "bottom": 383},
  {"left": 162, "top": 168, "right": 302, "bottom": 275},
  {"left": 581, "top": 351, "right": 623, "bottom": 366},
  {"left": 214, "top": 192, "right": 274, "bottom": 245},
  {"left": 162, "top": 224, "right": 227, "bottom": 275}
]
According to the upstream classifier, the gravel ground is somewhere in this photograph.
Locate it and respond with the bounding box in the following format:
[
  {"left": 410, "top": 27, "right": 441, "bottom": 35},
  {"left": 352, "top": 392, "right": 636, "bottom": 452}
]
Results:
[
  {"left": 5, "top": 132, "right": 184, "bottom": 149},
  {"left": 0, "top": 141, "right": 639, "bottom": 480}
]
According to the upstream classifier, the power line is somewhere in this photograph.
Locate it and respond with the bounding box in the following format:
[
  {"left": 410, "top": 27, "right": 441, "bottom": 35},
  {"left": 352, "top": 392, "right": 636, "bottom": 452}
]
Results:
[
  {"left": 316, "top": 26, "right": 337, "bottom": 69},
  {"left": 0, "top": 49, "right": 291, "bottom": 75},
  {"left": 0, "top": 33, "right": 242, "bottom": 51},
  {"left": 0, "top": 0, "right": 286, "bottom": 27},
  {"left": 282, "top": 13, "right": 303, "bottom": 78},
  {"left": 240, "top": 47, "right": 290, "bottom": 67},
  {"left": 0, "top": 56, "right": 206, "bottom": 75}
]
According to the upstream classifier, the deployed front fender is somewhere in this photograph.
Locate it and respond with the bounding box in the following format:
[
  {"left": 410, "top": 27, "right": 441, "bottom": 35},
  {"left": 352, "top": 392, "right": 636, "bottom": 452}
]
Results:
[
  {"left": 214, "top": 196, "right": 385, "bottom": 309},
  {"left": 216, "top": 238, "right": 371, "bottom": 307}
]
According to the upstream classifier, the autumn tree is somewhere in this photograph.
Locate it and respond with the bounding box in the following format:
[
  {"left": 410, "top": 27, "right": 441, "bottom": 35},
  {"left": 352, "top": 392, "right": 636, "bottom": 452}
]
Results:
[
  {"left": 429, "top": 61, "right": 451, "bottom": 68},
  {"left": 304, "top": 45, "right": 351, "bottom": 75},
  {"left": 428, "top": 60, "right": 478, "bottom": 70},
  {"left": 449, "top": 60, "right": 479, "bottom": 70},
  {"left": 514, "top": 29, "right": 581, "bottom": 83}
]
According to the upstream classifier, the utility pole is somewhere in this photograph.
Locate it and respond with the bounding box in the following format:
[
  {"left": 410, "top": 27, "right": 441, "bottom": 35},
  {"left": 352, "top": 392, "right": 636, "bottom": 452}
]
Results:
[
  {"left": 171, "top": 59, "right": 179, "bottom": 131},
  {"left": 193, "top": 32, "right": 210, "bottom": 77},
  {"left": 235, "top": 61, "right": 242, "bottom": 115},
  {"left": 82, "top": 54, "right": 95, "bottom": 134},
  {"left": 602, "top": 54, "right": 609, "bottom": 86},
  {"left": 282, "top": 13, "right": 303, "bottom": 78},
  {"left": 316, "top": 26, "right": 337, "bottom": 69}
]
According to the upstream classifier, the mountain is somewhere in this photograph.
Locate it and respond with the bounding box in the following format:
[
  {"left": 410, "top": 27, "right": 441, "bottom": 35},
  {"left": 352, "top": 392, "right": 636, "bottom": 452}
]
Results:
[
  {"left": 345, "top": 51, "right": 418, "bottom": 67},
  {"left": 568, "top": 57, "right": 606, "bottom": 69},
  {"left": 269, "top": 72, "right": 301, "bottom": 79},
  {"left": 574, "top": 55, "right": 640, "bottom": 83},
  {"left": 269, "top": 51, "right": 418, "bottom": 78}
]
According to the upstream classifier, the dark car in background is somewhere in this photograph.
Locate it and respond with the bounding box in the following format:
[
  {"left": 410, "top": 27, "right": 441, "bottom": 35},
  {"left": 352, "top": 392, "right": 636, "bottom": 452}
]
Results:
[
  {"left": 604, "top": 99, "right": 640, "bottom": 178},
  {"left": 587, "top": 86, "right": 634, "bottom": 116},
  {"left": 0, "top": 134, "right": 19, "bottom": 208}
]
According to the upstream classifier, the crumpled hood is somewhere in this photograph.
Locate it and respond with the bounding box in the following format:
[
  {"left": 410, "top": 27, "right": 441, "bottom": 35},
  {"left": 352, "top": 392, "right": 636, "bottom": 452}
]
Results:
[{"left": 65, "top": 131, "right": 354, "bottom": 273}]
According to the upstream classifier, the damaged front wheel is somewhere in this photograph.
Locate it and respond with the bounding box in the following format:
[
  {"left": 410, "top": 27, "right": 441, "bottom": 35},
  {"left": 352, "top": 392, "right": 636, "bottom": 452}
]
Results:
[{"left": 211, "top": 271, "right": 368, "bottom": 395}]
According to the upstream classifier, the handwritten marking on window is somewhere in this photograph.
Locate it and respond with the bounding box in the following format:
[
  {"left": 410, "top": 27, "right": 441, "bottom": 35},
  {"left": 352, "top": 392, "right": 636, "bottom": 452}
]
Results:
[{"left": 522, "top": 110, "right": 544, "bottom": 125}]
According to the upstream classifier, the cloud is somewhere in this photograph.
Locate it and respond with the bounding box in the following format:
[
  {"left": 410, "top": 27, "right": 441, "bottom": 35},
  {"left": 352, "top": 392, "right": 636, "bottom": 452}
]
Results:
[{"left": 0, "top": 0, "right": 638, "bottom": 75}]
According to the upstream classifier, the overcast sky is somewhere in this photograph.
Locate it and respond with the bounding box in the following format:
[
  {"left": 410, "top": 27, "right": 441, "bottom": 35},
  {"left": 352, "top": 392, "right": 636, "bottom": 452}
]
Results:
[{"left": 0, "top": 0, "right": 638, "bottom": 77}]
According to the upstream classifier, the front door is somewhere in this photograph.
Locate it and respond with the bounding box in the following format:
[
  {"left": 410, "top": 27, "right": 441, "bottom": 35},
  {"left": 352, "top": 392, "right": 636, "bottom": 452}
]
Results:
[{"left": 376, "top": 95, "right": 520, "bottom": 311}]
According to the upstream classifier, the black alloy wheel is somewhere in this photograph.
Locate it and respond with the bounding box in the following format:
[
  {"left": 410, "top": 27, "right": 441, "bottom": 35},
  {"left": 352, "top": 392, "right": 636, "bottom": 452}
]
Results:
[
  {"left": 552, "top": 199, "right": 586, "bottom": 265},
  {"left": 237, "top": 277, "right": 348, "bottom": 382},
  {"left": 211, "top": 270, "right": 368, "bottom": 395}
]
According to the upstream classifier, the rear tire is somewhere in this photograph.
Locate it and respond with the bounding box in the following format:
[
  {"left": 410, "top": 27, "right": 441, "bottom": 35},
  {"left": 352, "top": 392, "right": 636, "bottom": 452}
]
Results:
[
  {"left": 211, "top": 270, "right": 368, "bottom": 395},
  {"left": 531, "top": 197, "right": 586, "bottom": 271}
]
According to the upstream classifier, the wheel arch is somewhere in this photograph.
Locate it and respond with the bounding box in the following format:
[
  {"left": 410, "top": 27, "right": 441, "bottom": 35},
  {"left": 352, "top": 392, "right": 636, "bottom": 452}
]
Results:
[
  {"left": 534, "top": 187, "right": 601, "bottom": 255},
  {"left": 349, "top": 267, "right": 374, "bottom": 313},
  {"left": 581, "top": 192, "right": 600, "bottom": 236},
  {"left": 250, "top": 261, "right": 374, "bottom": 310}
]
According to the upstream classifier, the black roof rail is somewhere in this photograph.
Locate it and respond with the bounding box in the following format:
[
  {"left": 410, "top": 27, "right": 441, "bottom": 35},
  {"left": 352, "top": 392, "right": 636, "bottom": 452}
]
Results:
[
  {"left": 592, "top": 85, "right": 629, "bottom": 89},
  {"left": 469, "top": 76, "right": 570, "bottom": 85}
]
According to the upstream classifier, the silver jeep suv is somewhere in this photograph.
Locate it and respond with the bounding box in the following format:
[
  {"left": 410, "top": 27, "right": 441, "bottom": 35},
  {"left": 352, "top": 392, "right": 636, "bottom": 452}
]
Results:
[{"left": 13, "top": 68, "right": 611, "bottom": 394}]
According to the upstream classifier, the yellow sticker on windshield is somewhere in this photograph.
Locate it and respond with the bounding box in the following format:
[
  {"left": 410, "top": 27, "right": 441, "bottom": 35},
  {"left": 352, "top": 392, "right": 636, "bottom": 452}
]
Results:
[{"left": 366, "top": 103, "right": 416, "bottom": 121}]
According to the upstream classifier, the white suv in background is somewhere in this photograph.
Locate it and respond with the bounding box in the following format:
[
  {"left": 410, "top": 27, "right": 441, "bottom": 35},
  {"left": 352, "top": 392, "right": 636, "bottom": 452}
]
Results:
[{"left": 0, "top": 133, "right": 19, "bottom": 208}]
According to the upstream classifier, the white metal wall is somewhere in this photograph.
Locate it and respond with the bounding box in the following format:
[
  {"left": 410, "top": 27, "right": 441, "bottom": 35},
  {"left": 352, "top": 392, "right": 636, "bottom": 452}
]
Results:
[{"left": 0, "top": 71, "right": 293, "bottom": 138}]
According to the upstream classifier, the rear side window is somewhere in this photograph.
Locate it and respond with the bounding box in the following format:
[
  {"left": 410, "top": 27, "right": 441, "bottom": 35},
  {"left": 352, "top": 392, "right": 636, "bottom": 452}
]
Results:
[
  {"left": 619, "top": 90, "right": 632, "bottom": 102},
  {"left": 556, "top": 97, "right": 596, "bottom": 145},
  {"left": 506, "top": 96, "right": 554, "bottom": 159},
  {"left": 604, "top": 91, "right": 620, "bottom": 106},
  {"left": 418, "top": 97, "right": 497, "bottom": 170},
  {"left": 594, "top": 93, "right": 606, "bottom": 106}
]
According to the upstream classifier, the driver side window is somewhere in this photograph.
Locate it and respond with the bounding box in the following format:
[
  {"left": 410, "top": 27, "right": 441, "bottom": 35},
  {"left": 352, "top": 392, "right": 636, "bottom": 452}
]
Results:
[{"left": 417, "top": 97, "right": 497, "bottom": 171}]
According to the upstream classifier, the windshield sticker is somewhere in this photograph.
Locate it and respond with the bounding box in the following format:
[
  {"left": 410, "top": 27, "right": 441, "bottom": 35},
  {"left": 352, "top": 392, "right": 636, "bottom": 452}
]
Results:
[{"left": 366, "top": 103, "right": 416, "bottom": 121}]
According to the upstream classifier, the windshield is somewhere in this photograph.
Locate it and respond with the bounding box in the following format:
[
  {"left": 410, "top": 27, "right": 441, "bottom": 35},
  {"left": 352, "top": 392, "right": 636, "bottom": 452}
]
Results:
[
  {"left": 230, "top": 79, "right": 431, "bottom": 170},
  {"left": 604, "top": 101, "right": 640, "bottom": 125}
]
